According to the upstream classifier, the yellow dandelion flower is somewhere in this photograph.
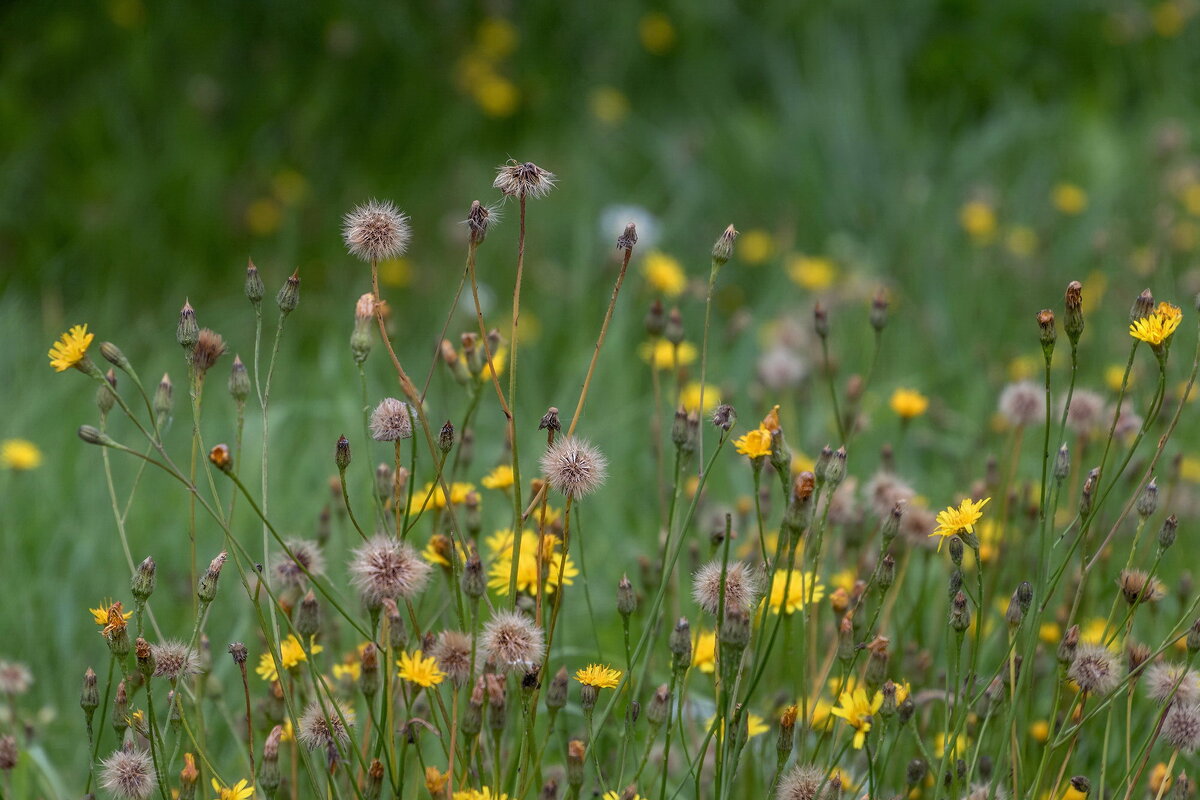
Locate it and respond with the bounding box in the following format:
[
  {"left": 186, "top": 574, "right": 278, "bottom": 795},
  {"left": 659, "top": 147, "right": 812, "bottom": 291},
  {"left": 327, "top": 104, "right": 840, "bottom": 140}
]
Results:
[
  {"left": 1030, "top": 720, "right": 1050, "bottom": 743},
  {"left": 1039, "top": 622, "right": 1062, "bottom": 645},
  {"left": 211, "top": 778, "right": 254, "bottom": 800},
  {"left": 408, "top": 482, "right": 477, "bottom": 514},
  {"left": 705, "top": 712, "right": 769, "bottom": 741},
  {"left": 693, "top": 630, "right": 717, "bottom": 674},
  {"left": 1130, "top": 303, "right": 1183, "bottom": 346},
  {"left": 604, "top": 792, "right": 647, "bottom": 800},
  {"left": 766, "top": 569, "right": 825, "bottom": 615},
  {"left": 1, "top": 439, "right": 42, "bottom": 470},
  {"left": 642, "top": 251, "right": 687, "bottom": 296},
  {"left": 830, "top": 687, "right": 882, "bottom": 749},
  {"left": 929, "top": 497, "right": 991, "bottom": 551},
  {"left": 1052, "top": 183, "right": 1088, "bottom": 215},
  {"left": 481, "top": 465, "right": 515, "bottom": 490},
  {"left": 1006, "top": 225, "right": 1039, "bottom": 257},
  {"left": 680, "top": 382, "right": 721, "bottom": 414},
  {"left": 89, "top": 600, "right": 132, "bottom": 629},
  {"left": 48, "top": 324, "right": 95, "bottom": 372},
  {"left": 639, "top": 339, "right": 697, "bottom": 370},
  {"left": 786, "top": 254, "right": 836, "bottom": 290},
  {"left": 255, "top": 635, "right": 322, "bottom": 682},
  {"left": 333, "top": 662, "right": 361, "bottom": 682},
  {"left": 733, "top": 427, "right": 773, "bottom": 459},
  {"left": 476, "top": 17, "right": 518, "bottom": 58},
  {"left": 934, "top": 732, "right": 971, "bottom": 758},
  {"left": 398, "top": 649, "right": 446, "bottom": 688},
  {"left": 487, "top": 529, "right": 577, "bottom": 596},
  {"left": 575, "top": 663, "right": 622, "bottom": 689},
  {"left": 889, "top": 388, "right": 929, "bottom": 420},
  {"left": 738, "top": 229, "right": 774, "bottom": 265},
  {"left": 425, "top": 767, "right": 450, "bottom": 795},
  {"left": 421, "top": 534, "right": 467, "bottom": 568},
  {"left": 452, "top": 788, "right": 510, "bottom": 800},
  {"left": 638, "top": 12, "right": 676, "bottom": 54},
  {"left": 959, "top": 201, "right": 997, "bottom": 243}
]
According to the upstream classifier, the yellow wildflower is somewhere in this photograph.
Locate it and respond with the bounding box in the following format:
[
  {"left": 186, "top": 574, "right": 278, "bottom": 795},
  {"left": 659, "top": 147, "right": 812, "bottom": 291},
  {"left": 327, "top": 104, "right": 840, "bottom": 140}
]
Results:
[
  {"left": 1006, "top": 225, "right": 1039, "bottom": 257},
  {"left": 1151, "top": 762, "right": 1173, "bottom": 795},
  {"left": 255, "top": 635, "right": 322, "bottom": 682},
  {"left": 333, "top": 662, "right": 361, "bottom": 682},
  {"left": 397, "top": 649, "right": 446, "bottom": 688},
  {"left": 481, "top": 465, "right": 514, "bottom": 490},
  {"left": 738, "top": 229, "right": 774, "bottom": 265},
  {"left": 476, "top": 17, "right": 518, "bottom": 58},
  {"left": 638, "top": 12, "right": 676, "bottom": 54},
  {"left": 639, "top": 339, "right": 697, "bottom": 370},
  {"left": 422, "top": 534, "right": 467, "bottom": 568},
  {"left": 1052, "top": 183, "right": 1088, "bottom": 215},
  {"left": 830, "top": 688, "right": 882, "bottom": 749},
  {"left": 766, "top": 569, "right": 825, "bottom": 615},
  {"left": 693, "top": 630, "right": 717, "bottom": 674},
  {"left": 680, "top": 382, "right": 721, "bottom": 414},
  {"left": 930, "top": 497, "right": 991, "bottom": 551},
  {"left": 425, "top": 767, "right": 450, "bottom": 795},
  {"left": 642, "top": 251, "right": 687, "bottom": 296},
  {"left": 733, "top": 428, "right": 773, "bottom": 459},
  {"left": 487, "top": 529, "right": 578, "bottom": 596},
  {"left": 1129, "top": 303, "right": 1182, "bottom": 346},
  {"left": 453, "top": 788, "right": 510, "bottom": 800},
  {"left": 1, "top": 439, "right": 42, "bottom": 470},
  {"left": 1039, "top": 621, "right": 1062, "bottom": 645},
  {"left": 705, "top": 712, "right": 769, "bottom": 741},
  {"left": 589, "top": 86, "right": 630, "bottom": 125},
  {"left": 786, "top": 255, "right": 836, "bottom": 290},
  {"left": 211, "top": 778, "right": 254, "bottom": 800},
  {"left": 889, "top": 388, "right": 929, "bottom": 420},
  {"left": 408, "top": 482, "right": 476, "bottom": 513},
  {"left": 960, "top": 200, "right": 997, "bottom": 242},
  {"left": 90, "top": 600, "right": 132, "bottom": 629},
  {"left": 48, "top": 324, "right": 95, "bottom": 372},
  {"left": 935, "top": 732, "right": 970, "bottom": 758},
  {"left": 604, "top": 792, "right": 647, "bottom": 800},
  {"left": 575, "top": 663, "right": 622, "bottom": 689}
]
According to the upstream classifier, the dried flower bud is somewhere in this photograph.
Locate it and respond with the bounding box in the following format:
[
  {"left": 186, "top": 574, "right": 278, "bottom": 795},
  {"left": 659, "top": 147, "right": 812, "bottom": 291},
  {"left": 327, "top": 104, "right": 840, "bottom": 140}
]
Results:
[
  {"left": 208, "top": 443, "right": 232, "bottom": 473},
  {"left": 711, "top": 403, "right": 736, "bottom": 431},
  {"left": 1132, "top": 288, "right": 1154, "bottom": 322},
  {"left": 1079, "top": 467, "right": 1100, "bottom": 518},
  {"left": 136, "top": 636, "right": 154, "bottom": 677},
  {"left": 837, "top": 615, "right": 855, "bottom": 662},
  {"left": 227, "top": 642, "right": 247, "bottom": 666},
  {"left": 1138, "top": 479, "right": 1159, "bottom": 519},
  {"left": 132, "top": 557, "right": 156, "bottom": 601},
  {"left": 1064, "top": 280, "right": 1084, "bottom": 345},
  {"left": 81, "top": 667, "right": 99, "bottom": 715},
  {"left": 949, "top": 536, "right": 965, "bottom": 566},
  {"left": 439, "top": 420, "right": 455, "bottom": 454},
  {"left": 1160, "top": 514, "right": 1179, "bottom": 551},
  {"left": 1037, "top": 309, "right": 1056, "bottom": 361},
  {"left": 870, "top": 288, "right": 889, "bottom": 332},
  {"left": 617, "top": 575, "right": 637, "bottom": 618},
  {"left": 566, "top": 740, "right": 586, "bottom": 788},
  {"left": 712, "top": 224, "right": 737, "bottom": 265},
  {"left": 1054, "top": 443, "right": 1070, "bottom": 482},
  {"left": 877, "top": 553, "right": 897, "bottom": 592},
  {"left": 228, "top": 355, "right": 250, "bottom": 403},
  {"left": 546, "top": 666, "right": 569, "bottom": 711},
  {"left": 276, "top": 270, "right": 300, "bottom": 313},
  {"left": 539, "top": 407, "right": 561, "bottom": 432},
  {"left": 813, "top": 302, "right": 829, "bottom": 339},
  {"left": 669, "top": 617, "right": 692, "bottom": 670},
  {"left": 907, "top": 758, "right": 928, "bottom": 787},
  {"left": 664, "top": 307, "right": 685, "bottom": 345},
  {"left": 617, "top": 222, "right": 638, "bottom": 251},
  {"left": 360, "top": 643, "right": 380, "bottom": 697},
  {"left": 295, "top": 591, "right": 321, "bottom": 637},
  {"left": 467, "top": 200, "right": 493, "bottom": 245},
  {"left": 462, "top": 549, "right": 487, "bottom": 599},
  {"left": 197, "top": 552, "right": 227, "bottom": 604},
  {"left": 645, "top": 300, "right": 666, "bottom": 337},
  {"left": 364, "top": 759, "right": 384, "bottom": 800},
  {"left": 1058, "top": 624, "right": 1080, "bottom": 664},
  {"left": 950, "top": 591, "right": 971, "bottom": 633}
]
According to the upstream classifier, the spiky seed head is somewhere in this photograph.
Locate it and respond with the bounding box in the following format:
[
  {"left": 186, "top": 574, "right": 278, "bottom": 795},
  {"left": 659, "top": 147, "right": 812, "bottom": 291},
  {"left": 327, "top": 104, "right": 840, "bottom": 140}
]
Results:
[
  {"left": 0, "top": 661, "right": 32, "bottom": 695},
  {"left": 348, "top": 535, "right": 432, "bottom": 609},
  {"left": 297, "top": 700, "right": 355, "bottom": 752},
  {"left": 776, "top": 765, "right": 826, "bottom": 800},
  {"left": 150, "top": 641, "right": 200, "bottom": 681},
  {"left": 431, "top": 630, "right": 474, "bottom": 686},
  {"left": 1119, "top": 569, "right": 1165, "bottom": 605},
  {"left": 273, "top": 539, "right": 326, "bottom": 588},
  {"left": 998, "top": 381, "right": 1046, "bottom": 427},
  {"left": 99, "top": 747, "right": 157, "bottom": 800},
  {"left": 1163, "top": 703, "right": 1200, "bottom": 753},
  {"left": 480, "top": 609, "right": 546, "bottom": 671},
  {"left": 540, "top": 437, "right": 608, "bottom": 498},
  {"left": 343, "top": 200, "right": 411, "bottom": 263},
  {"left": 1145, "top": 663, "right": 1200, "bottom": 705},
  {"left": 493, "top": 160, "right": 556, "bottom": 199},
  {"left": 1068, "top": 643, "right": 1125, "bottom": 695},
  {"left": 369, "top": 398, "right": 413, "bottom": 442},
  {"left": 692, "top": 560, "right": 761, "bottom": 617},
  {"left": 192, "top": 329, "right": 227, "bottom": 374}
]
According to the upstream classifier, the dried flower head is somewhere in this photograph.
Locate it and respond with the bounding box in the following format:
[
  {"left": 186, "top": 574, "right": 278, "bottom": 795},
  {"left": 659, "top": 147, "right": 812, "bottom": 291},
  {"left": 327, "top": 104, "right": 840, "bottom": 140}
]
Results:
[
  {"left": 1068, "top": 643, "right": 1125, "bottom": 695},
  {"left": 776, "top": 765, "right": 827, "bottom": 800},
  {"left": 99, "top": 747, "right": 157, "bottom": 800},
  {"left": 342, "top": 199, "right": 412, "bottom": 263},
  {"left": 864, "top": 471, "right": 916, "bottom": 518},
  {"left": 369, "top": 398, "right": 413, "bottom": 442},
  {"left": 354, "top": 293, "right": 377, "bottom": 322},
  {"left": 1145, "top": 663, "right": 1200, "bottom": 705},
  {"left": 298, "top": 700, "right": 354, "bottom": 753},
  {"left": 431, "top": 630, "right": 474, "bottom": 686},
  {"left": 349, "top": 535, "right": 432, "bottom": 608},
  {"left": 493, "top": 160, "right": 556, "bottom": 199},
  {"left": 481, "top": 609, "right": 546, "bottom": 670},
  {"left": 1118, "top": 569, "right": 1166, "bottom": 605},
  {"left": 149, "top": 641, "right": 200, "bottom": 681},
  {"left": 273, "top": 539, "right": 326, "bottom": 588},
  {"left": 192, "top": 329, "right": 227, "bottom": 374},
  {"left": 0, "top": 661, "right": 32, "bottom": 695},
  {"left": 998, "top": 381, "right": 1046, "bottom": 427},
  {"left": 1062, "top": 389, "right": 1106, "bottom": 437},
  {"left": 467, "top": 200, "right": 500, "bottom": 244},
  {"left": 540, "top": 437, "right": 608, "bottom": 498},
  {"left": 692, "top": 560, "right": 761, "bottom": 617},
  {"left": 1163, "top": 702, "right": 1200, "bottom": 753}
]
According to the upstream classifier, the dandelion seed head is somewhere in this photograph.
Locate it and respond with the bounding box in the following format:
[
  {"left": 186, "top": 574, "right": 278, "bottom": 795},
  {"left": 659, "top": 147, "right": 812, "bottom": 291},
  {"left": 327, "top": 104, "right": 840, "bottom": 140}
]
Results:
[
  {"left": 192, "top": 329, "right": 227, "bottom": 374},
  {"left": 99, "top": 747, "right": 157, "bottom": 800},
  {"left": 493, "top": 160, "right": 556, "bottom": 199},
  {"left": 480, "top": 609, "right": 545, "bottom": 671},
  {"left": 149, "top": 641, "right": 200, "bottom": 681},
  {"left": 272, "top": 539, "right": 326, "bottom": 588},
  {"left": 1145, "top": 662, "right": 1200, "bottom": 705},
  {"left": 0, "top": 661, "right": 32, "bottom": 695},
  {"left": 343, "top": 199, "right": 412, "bottom": 263},
  {"left": 776, "top": 764, "right": 826, "bottom": 800},
  {"left": 540, "top": 437, "right": 607, "bottom": 498},
  {"left": 369, "top": 398, "right": 413, "bottom": 442},
  {"left": 349, "top": 535, "right": 432, "bottom": 609},
  {"left": 692, "top": 560, "right": 761, "bottom": 617},
  {"left": 431, "top": 630, "right": 474, "bottom": 686},
  {"left": 1068, "top": 643, "right": 1124, "bottom": 695},
  {"left": 1163, "top": 702, "right": 1200, "bottom": 753},
  {"left": 297, "top": 701, "right": 354, "bottom": 752},
  {"left": 998, "top": 381, "right": 1045, "bottom": 427},
  {"left": 1062, "top": 389, "right": 1106, "bottom": 436}
]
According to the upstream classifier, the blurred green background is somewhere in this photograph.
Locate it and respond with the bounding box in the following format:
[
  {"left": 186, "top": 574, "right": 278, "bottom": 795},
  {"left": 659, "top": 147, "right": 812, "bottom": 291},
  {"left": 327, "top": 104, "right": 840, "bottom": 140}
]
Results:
[{"left": 4, "top": 0, "right": 1200, "bottom": 781}]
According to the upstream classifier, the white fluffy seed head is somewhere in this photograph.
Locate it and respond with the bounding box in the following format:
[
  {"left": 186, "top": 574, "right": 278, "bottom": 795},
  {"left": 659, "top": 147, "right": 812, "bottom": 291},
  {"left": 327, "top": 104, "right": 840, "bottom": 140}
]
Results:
[
  {"left": 342, "top": 199, "right": 411, "bottom": 263},
  {"left": 1163, "top": 702, "right": 1200, "bottom": 753},
  {"left": 1062, "top": 389, "right": 1106, "bottom": 436},
  {"left": 149, "top": 641, "right": 200, "bottom": 681},
  {"left": 776, "top": 764, "right": 826, "bottom": 800},
  {"left": 480, "top": 609, "right": 545, "bottom": 671},
  {"left": 1068, "top": 643, "right": 1125, "bottom": 696},
  {"left": 349, "top": 535, "right": 432, "bottom": 609},
  {"left": 431, "top": 630, "right": 474, "bottom": 686},
  {"left": 0, "top": 661, "right": 32, "bottom": 695},
  {"left": 540, "top": 437, "right": 607, "bottom": 498},
  {"left": 369, "top": 398, "right": 413, "bottom": 442},
  {"left": 493, "top": 160, "right": 556, "bottom": 199},
  {"left": 298, "top": 700, "right": 355, "bottom": 752},
  {"left": 965, "top": 785, "right": 1008, "bottom": 800},
  {"left": 99, "top": 747, "right": 157, "bottom": 800},
  {"left": 998, "top": 381, "right": 1046, "bottom": 427},
  {"left": 692, "top": 560, "right": 761, "bottom": 617},
  {"left": 1144, "top": 662, "right": 1200, "bottom": 705},
  {"left": 273, "top": 539, "right": 326, "bottom": 588}
]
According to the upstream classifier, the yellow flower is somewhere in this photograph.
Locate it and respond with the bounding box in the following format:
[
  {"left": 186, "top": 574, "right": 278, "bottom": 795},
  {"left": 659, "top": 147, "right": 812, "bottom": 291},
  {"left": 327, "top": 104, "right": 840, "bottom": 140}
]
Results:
[
  {"left": 830, "top": 687, "right": 882, "bottom": 749},
  {"left": 575, "top": 663, "right": 622, "bottom": 689},
  {"left": 830, "top": 569, "right": 856, "bottom": 594},
  {"left": 1105, "top": 363, "right": 1131, "bottom": 392},
  {"left": 245, "top": 197, "right": 282, "bottom": 235},
  {"left": 639, "top": 339, "right": 697, "bottom": 370},
  {"left": 638, "top": 12, "right": 676, "bottom": 54},
  {"left": 705, "top": 712, "right": 769, "bottom": 741},
  {"left": 422, "top": 534, "right": 467, "bottom": 568},
  {"left": 487, "top": 529, "right": 577, "bottom": 596},
  {"left": 1005, "top": 225, "right": 1039, "bottom": 257},
  {"left": 604, "top": 792, "right": 647, "bottom": 800},
  {"left": 255, "top": 635, "right": 322, "bottom": 682},
  {"left": 738, "top": 229, "right": 774, "bottom": 265},
  {"left": 959, "top": 201, "right": 997, "bottom": 243},
  {"left": 733, "top": 428, "right": 773, "bottom": 459},
  {"left": 930, "top": 497, "right": 991, "bottom": 551},
  {"left": 589, "top": 86, "right": 630, "bottom": 125},
  {"left": 1152, "top": 0, "right": 1187, "bottom": 37},
  {"left": 889, "top": 389, "right": 929, "bottom": 420},
  {"left": 333, "top": 662, "right": 361, "bottom": 682},
  {"left": 1130, "top": 303, "right": 1183, "bottom": 346},
  {"left": 935, "top": 732, "right": 970, "bottom": 758},
  {"left": 786, "top": 255, "right": 836, "bottom": 290},
  {"left": 1, "top": 439, "right": 42, "bottom": 470},
  {"left": 473, "top": 74, "right": 520, "bottom": 117},
  {"left": 397, "top": 649, "right": 446, "bottom": 688},
  {"left": 693, "top": 630, "right": 717, "bottom": 674},
  {"left": 211, "top": 778, "right": 254, "bottom": 800},
  {"left": 1181, "top": 456, "right": 1200, "bottom": 483},
  {"left": 425, "top": 767, "right": 450, "bottom": 795},
  {"left": 1052, "top": 183, "right": 1088, "bottom": 215},
  {"left": 90, "top": 600, "right": 132, "bottom": 629},
  {"left": 48, "top": 324, "right": 95, "bottom": 372},
  {"left": 379, "top": 258, "right": 413, "bottom": 288},
  {"left": 476, "top": 17, "right": 518, "bottom": 58},
  {"left": 1030, "top": 720, "right": 1050, "bottom": 743},
  {"left": 766, "top": 569, "right": 825, "bottom": 615},
  {"left": 1151, "top": 762, "right": 1173, "bottom": 795},
  {"left": 408, "top": 482, "right": 476, "bottom": 513},
  {"left": 642, "top": 251, "right": 687, "bottom": 296},
  {"left": 1039, "top": 622, "right": 1062, "bottom": 645},
  {"left": 482, "top": 465, "right": 514, "bottom": 490},
  {"left": 680, "top": 382, "right": 721, "bottom": 414},
  {"left": 453, "top": 788, "right": 510, "bottom": 800}
]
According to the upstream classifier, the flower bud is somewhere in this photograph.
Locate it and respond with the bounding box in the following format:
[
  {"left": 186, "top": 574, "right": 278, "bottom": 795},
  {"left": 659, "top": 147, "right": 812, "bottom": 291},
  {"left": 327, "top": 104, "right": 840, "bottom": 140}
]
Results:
[
  {"left": 1054, "top": 443, "right": 1070, "bottom": 482},
  {"left": 1137, "top": 479, "right": 1158, "bottom": 519},
  {"left": 1159, "top": 514, "right": 1179, "bottom": 551},
  {"left": 276, "top": 270, "right": 300, "bottom": 313},
  {"left": 462, "top": 550, "right": 487, "bottom": 599},
  {"left": 898, "top": 694, "right": 915, "bottom": 725},
  {"left": 906, "top": 758, "right": 928, "bottom": 787},
  {"left": 877, "top": 553, "right": 896, "bottom": 593},
  {"left": 228, "top": 355, "right": 250, "bottom": 403},
  {"left": 197, "top": 552, "right": 227, "bottom": 604},
  {"left": 645, "top": 300, "right": 666, "bottom": 338},
  {"left": 1037, "top": 309, "right": 1056, "bottom": 361},
  {"left": 335, "top": 435, "right": 351, "bottom": 473},
  {"left": 870, "top": 288, "right": 889, "bottom": 332},
  {"left": 1079, "top": 467, "right": 1099, "bottom": 518},
  {"left": 1187, "top": 618, "right": 1200, "bottom": 654},
  {"left": 177, "top": 300, "right": 198, "bottom": 350},
  {"left": 112, "top": 680, "right": 129, "bottom": 735},
  {"left": 566, "top": 740, "right": 586, "bottom": 788},
  {"left": 1058, "top": 624, "right": 1080, "bottom": 664},
  {"left": 669, "top": 617, "right": 692, "bottom": 671},
  {"left": 712, "top": 224, "right": 737, "bottom": 266},
  {"left": 245, "top": 260, "right": 265, "bottom": 305},
  {"left": 546, "top": 666, "right": 569, "bottom": 711},
  {"left": 1131, "top": 288, "right": 1154, "bottom": 322},
  {"left": 154, "top": 373, "right": 174, "bottom": 429},
  {"left": 777, "top": 704, "right": 798, "bottom": 757},
  {"left": 363, "top": 759, "right": 383, "bottom": 800},
  {"left": 131, "top": 556, "right": 156, "bottom": 601},
  {"left": 295, "top": 591, "right": 321, "bottom": 638},
  {"left": 1064, "top": 280, "right": 1084, "bottom": 346},
  {"left": 617, "top": 575, "right": 637, "bottom": 618},
  {"left": 822, "top": 446, "right": 847, "bottom": 488},
  {"left": 95, "top": 369, "right": 117, "bottom": 415},
  {"left": 646, "top": 684, "right": 672, "bottom": 727},
  {"left": 359, "top": 643, "right": 380, "bottom": 697},
  {"left": 950, "top": 591, "right": 971, "bottom": 633},
  {"left": 814, "top": 302, "right": 829, "bottom": 339},
  {"left": 78, "top": 425, "right": 115, "bottom": 447},
  {"left": 865, "top": 637, "right": 890, "bottom": 691},
  {"left": 949, "top": 536, "right": 964, "bottom": 566},
  {"left": 837, "top": 615, "right": 855, "bottom": 662},
  {"left": 664, "top": 308, "right": 685, "bottom": 345},
  {"left": 80, "top": 667, "right": 99, "bottom": 717}
]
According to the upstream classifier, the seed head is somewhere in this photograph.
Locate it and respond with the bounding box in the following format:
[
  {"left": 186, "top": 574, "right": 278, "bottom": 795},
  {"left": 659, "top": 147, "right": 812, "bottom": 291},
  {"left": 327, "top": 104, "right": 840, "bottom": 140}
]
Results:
[
  {"left": 369, "top": 398, "right": 413, "bottom": 442},
  {"left": 99, "top": 747, "right": 157, "bottom": 800},
  {"left": 191, "top": 329, "right": 226, "bottom": 375},
  {"left": 150, "top": 641, "right": 200, "bottom": 681},
  {"left": 1068, "top": 643, "right": 1125, "bottom": 695},
  {"left": 1145, "top": 663, "right": 1200, "bottom": 705},
  {"left": 540, "top": 437, "right": 608, "bottom": 498},
  {"left": 1118, "top": 569, "right": 1165, "bottom": 605},
  {"left": 480, "top": 609, "right": 546, "bottom": 671},
  {"left": 617, "top": 222, "right": 638, "bottom": 251},
  {"left": 431, "top": 630, "right": 474, "bottom": 687},
  {"left": 493, "top": 160, "right": 556, "bottom": 199},
  {"left": 349, "top": 535, "right": 432, "bottom": 609},
  {"left": 0, "top": 661, "right": 32, "bottom": 695},
  {"left": 776, "top": 765, "right": 826, "bottom": 800},
  {"left": 1062, "top": 390, "right": 1106, "bottom": 436},
  {"left": 343, "top": 200, "right": 412, "bottom": 263},
  {"left": 998, "top": 381, "right": 1046, "bottom": 427},
  {"left": 273, "top": 539, "right": 326, "bottom": 588},
  {"left": 692, "top": 560, "right": 761, "bottom": 617},
  {"left": 466, "top": 200, "right": 499, "bottom": 244},
  {"left": 1163, "top": 703, "right": 1200, "bottom": 753},
  {"left": 297, "top": 700, "right": 355, "bottom": 753}
]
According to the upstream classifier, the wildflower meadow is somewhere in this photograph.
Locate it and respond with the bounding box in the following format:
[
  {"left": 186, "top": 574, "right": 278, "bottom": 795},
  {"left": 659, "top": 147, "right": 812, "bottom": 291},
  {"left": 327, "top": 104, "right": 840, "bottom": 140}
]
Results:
[{"left": 5, "top": 4, "right": 1200, "bottom": 800}]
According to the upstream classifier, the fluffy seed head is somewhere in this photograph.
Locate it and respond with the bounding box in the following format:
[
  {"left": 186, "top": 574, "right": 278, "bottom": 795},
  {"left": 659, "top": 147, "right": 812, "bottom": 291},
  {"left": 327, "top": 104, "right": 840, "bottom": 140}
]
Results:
[
  {"left": 273, "top": 539, "right": 326, "bottom": 588},
  {"left": 864, "top": 471, "right": 916, "bottom": 519},
  {"left": 99, "top": 747, "right": 157, "bottom": 800},
  {"left": 0, "top": 661, "right": 32, "bottom": 695},
  {"left": 349, "top": 535, "right": 432, "bottom": 609},
  {"left": 493, "top": 160, "right": 556, "bottom": 199},
  {"left": 1145, "top": 662, "right": 1200, "bottom": 705},
  {"left": 480, "top": 609, "right": 546, "bottom": 671},
  {"left": 1118, "top": 569, "right": 1165, "bottom": 605},
  {"left": 1068, "top": 643, "right": 1125, "bottom": 695},
  {"left": 343, "top": 199, "right": 411, "bottom": 263},
  {"left": 192, "top": 329, "right": 227, "bottom": 375},
  {"left": 777, "top": 764, "right": 826, "bottom": 800},
  {"left": 965, "top": 785, "right": 1008, "bottom": 800},
  {"left": 466, "top": 200, "right": 500, "bottom": 244},
  {"left": 149, "top": 641, "right": 200, "bottom": 681},
  {"left": 1162, "top": 702, "right": 1200, "bottom": 753},
  {"left": 998, "top": 381, "right": 1046, "bottom": 427},
  {"left": 369, "top": 398, "right": 413, "bottom": 442},
  {"left": 298, "top": 700, "right": 355, "bottom": 752},
  {"left": 692, "top": 560, "right": 761, "bottom": 617},
  {"left": 431, "top": 630, "right": 474, "bottom": 686},
  {"left": 1062, "top": 389, "right": 1106, "bottom": 436},
  {"left": 540, "top": 437, "right": 608, "bottom": 498}
]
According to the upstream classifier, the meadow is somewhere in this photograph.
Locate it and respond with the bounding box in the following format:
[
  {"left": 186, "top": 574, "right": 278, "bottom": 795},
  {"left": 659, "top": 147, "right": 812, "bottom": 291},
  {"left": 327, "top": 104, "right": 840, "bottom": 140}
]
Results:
[{"left": 3, "top": 2, "right": 1200, "bottom": 799}]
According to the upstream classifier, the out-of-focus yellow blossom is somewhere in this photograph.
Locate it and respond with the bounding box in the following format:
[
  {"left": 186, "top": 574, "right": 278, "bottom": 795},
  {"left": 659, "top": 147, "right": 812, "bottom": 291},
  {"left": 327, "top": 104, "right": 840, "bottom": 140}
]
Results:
[
  {"left": 1152, "top": 0, "right": 1188, "bottom": 36},
  {"left": 477, "top": 18, "right": 518, "bottom": 59},
  {"left": 642, "top": 251, "right": 687, "bottom": 296},
  {"left": 960, "top": 200, "right": 997, "bottom": 243},
  {"left": 1006, "top": 225, "right": 1039, "bottom": 257},
  {"left": 765, "top": 569, "right": 825, "bottom": 615},
  {"left": 1052, "top": 183, "right": 1088, "bottom": 215},
  {"left": 680, "top": 382, "right": 721, "bottom": 414},
  {"left": 1105, "top": 364, "right": 1132, "bottom": 392},
  {"left": 1, "top": 439, "right": 42, "bottom": 470},
  {"left": 693, "top": 630, "right": 717, "bottom": 674},
  {"left": 639, "top": 340, "right": 697, "bottom": 370},
  {"left": 1030, "top": 720, "right": 1050, "bottom": 743},
  {"left": 889, "top": 389, "right": 929, "bottom": 420},
  {"left": 737, "top": 229, "right": 774, "bottom": 265},
  {"left": 487, "top": 529, "right": 577, "bottom": 596},
  {"left": 638, "top": 12, "right": 676, "bottom": 54},
  {"left": 481, "top": 465, "right": 514, "bottom": 490},
  {"left": 379, "top": 258, "right": 413, "bottom": 288},
  {"left": 245, "top": 198, "right": 282, "bottom": 236},
  {"left": 786, "top": 255, "right": 836, "bottom": 290},
  {"left": 589, "top": 87, "right": 629, "bottom": 125}
]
